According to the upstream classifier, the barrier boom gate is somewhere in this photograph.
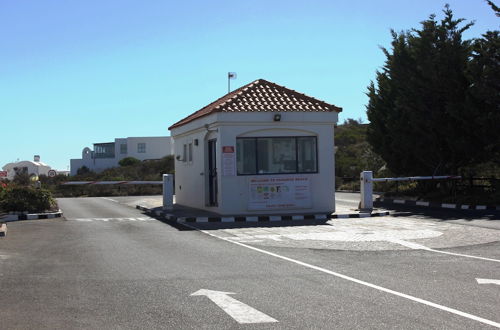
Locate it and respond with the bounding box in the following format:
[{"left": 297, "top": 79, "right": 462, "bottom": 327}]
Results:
[{"left": 360, "top": 171, "right": 461, "bottom": 211}]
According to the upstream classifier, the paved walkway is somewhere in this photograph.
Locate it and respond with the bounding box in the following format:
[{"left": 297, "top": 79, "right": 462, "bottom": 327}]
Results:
[{"left": 192, "top": 215, "right": 500, "bottom": 251}]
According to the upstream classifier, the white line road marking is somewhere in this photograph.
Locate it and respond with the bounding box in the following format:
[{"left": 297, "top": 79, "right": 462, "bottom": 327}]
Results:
[
  {"left": 191, "top": 289, "right": 278, "bottom": 324},
  {"left": 387, "top": 239, "right": 431, "bottom": 250},
  {"left": 424, "top": 248, "right": 500, "bottom": 263},
  {"left": 387, "top": 239, "right": 500, "bottom": 263},
  {"left": 73, "top": 217, "right": 152, "bottom": 222},
  {"left": 476, "top": 278, "right": 500, "bottom": 286},
  {"left": 102, "top": 197, "right": 119, "bottom": 203},
  {"left": 188, "top": 225, "right": 500, "bottom": 328},
  {"left": 335, "top": 198, "right": 359, "bottom": 203}
]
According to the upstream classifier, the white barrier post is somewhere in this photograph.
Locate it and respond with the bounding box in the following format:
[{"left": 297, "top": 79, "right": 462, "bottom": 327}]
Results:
[
  {"left": 163, "top": 174, "right": 173, "bottom": 211},
  {"left": 360, "top": 171, "right": 373, "bottom": 211}
]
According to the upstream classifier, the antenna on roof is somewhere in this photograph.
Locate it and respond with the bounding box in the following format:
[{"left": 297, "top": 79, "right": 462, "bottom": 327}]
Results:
[{"left": 228, "top": 72, "right": 237, "bottom": 93}]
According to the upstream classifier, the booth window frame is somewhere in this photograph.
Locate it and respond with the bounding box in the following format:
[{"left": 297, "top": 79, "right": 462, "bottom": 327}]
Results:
[{"left": 236, "top": 136, "right": 318, "bottom": 176}]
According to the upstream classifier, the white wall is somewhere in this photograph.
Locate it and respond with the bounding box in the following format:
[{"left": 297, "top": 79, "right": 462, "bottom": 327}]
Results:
[
  {"left": 70, "top": 136, "right": 173, "bottom": 175},
  {"left": 171, "top": 114, "right": 218, "bottom": 210},
  {"left": 171, "top": 111, "right": 338, "bottom": 215},
  {"left": 126, "top": 136, "right": 172, "bottom": 161}
]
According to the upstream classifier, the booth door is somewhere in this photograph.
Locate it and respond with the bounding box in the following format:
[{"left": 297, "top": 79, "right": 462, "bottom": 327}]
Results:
[{"left": 208, "top": 139, "right": 218, "bottom": 206}]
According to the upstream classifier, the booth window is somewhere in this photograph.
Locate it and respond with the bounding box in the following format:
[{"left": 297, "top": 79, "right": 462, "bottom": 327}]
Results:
[
  {"left": 138, "top": 143, "right": 146, "bottom": 153},
  {"left": 183, "top": 144, "right": 187, "bottom": 162},
  {"left": 188, "top": 143, "right": 193, "bottom": 162},
  {"left": 237, "top": 136, "right": 317, "bottom": 175}
]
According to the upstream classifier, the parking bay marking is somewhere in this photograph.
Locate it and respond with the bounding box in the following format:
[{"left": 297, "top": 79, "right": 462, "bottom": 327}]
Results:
[
  {"left": 188, "top": 224, "right": 500, "bottom": 329},
  {"left": 476, "top": 278, "right": 500, "bottom": 286},
  {"left": 191, "top": 289, "right": 278, "bottom": 324}
]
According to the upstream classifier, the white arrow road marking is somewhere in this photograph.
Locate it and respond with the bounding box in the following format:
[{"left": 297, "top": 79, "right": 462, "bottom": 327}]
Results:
[
  {"left": 191, "top": 289, "right": 278, "bottom": 324},
  {"left": 476, "top": 278, "right": 500, "bottom": 286}
]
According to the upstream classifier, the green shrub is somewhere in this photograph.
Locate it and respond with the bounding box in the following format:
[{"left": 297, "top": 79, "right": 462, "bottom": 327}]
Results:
[
  {"left": 119, "top": 157, "right": 141, "bottom": 167},
  {"left": 0, "top": 187, "right": 56, "bottom": 213},
  {"left": 0, "top": 182, "right": 7, "bottom": 201},
  {"left": 76, "top": 166, "right": 92, "bottom": 175}
]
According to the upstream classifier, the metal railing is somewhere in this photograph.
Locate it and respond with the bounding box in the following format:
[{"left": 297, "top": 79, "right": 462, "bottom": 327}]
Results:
[{"left": 63, "top": 181, "right": 162, "bottom": 185}]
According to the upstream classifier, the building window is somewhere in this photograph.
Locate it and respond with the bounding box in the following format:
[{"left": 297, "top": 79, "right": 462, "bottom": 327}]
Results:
[
  {"left": 138, "top": 143, "right": 146, "bottom": 153},
  {"left": 236, "top": 136, "right": 317, "bottom": 175},
  {"left": 94, "top": 143, "right": 115, "bottom": 159},
  {"left": 188, "top": 143, "right": 193, "bottom": 162},
  {"left": 183, "top": 144, "right": 187, "bottom": 162},
  {"left": 120, "top": 144, "right": 127, "bottom": 154}
]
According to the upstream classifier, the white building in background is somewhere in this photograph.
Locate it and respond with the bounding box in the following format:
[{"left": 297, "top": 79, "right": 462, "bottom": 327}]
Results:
[
  {"left": 2, "top": 155, "right": 53, "bottom": 180},
  {"left": 169, "top": 79, "right": 341, "bottom": 216},
  {"left": 70, "top": 136, "right": 173, "bottom": 175}
]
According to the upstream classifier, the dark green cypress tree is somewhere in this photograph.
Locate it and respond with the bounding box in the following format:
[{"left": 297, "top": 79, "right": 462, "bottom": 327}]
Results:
[
  {"left": 367, "top": 6, "right": 476, "bottom": 175},
  {"left": 467, "top": 30, "right": 500, "bottom": 166}
]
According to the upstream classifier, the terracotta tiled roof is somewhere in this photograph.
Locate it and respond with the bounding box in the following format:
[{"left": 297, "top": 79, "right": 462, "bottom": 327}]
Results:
[{"left": 168, "top": 79, "right": 342, "bottom": 129}]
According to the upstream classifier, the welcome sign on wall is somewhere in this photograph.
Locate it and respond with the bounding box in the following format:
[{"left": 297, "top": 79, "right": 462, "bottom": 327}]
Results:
[{"left": 248, "top": 176, "right": 311, "bottom": 210}]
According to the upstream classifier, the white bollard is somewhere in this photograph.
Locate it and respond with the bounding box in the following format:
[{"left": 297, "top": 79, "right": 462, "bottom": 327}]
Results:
[
  {"left": 360, "top": 171, "right": 373, "bottom": 211},
  {"left": 163, "top": 174, "right": 174, "bottom": 211}
]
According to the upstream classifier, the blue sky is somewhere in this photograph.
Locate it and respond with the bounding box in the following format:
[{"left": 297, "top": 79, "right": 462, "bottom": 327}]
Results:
[{"left": 0, "top": 0, "right": 497, "bottom": 170}]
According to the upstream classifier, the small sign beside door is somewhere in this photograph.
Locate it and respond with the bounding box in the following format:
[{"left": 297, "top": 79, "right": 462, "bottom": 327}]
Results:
[{"left": 222, "top": 146, "right": 236, "bottom": 176}]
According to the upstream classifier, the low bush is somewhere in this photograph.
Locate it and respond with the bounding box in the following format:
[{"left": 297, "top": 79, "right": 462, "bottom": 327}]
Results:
[
  {"left": 0, "top": 187, "right": 57, "bottom": 213},
  {"left": 119, "top": 157, "right": 141, "bottom": 167}
]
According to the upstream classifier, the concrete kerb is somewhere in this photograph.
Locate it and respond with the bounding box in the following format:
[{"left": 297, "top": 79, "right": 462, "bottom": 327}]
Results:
[
  {"left": 375, "top": 197, "right": 500, "bottom": 211},
  {"left": 135, "top": 205, "right": 390, "bottom": 223},
  {"left": 1, "top": 210, "right": 64, "bottom": 222}
]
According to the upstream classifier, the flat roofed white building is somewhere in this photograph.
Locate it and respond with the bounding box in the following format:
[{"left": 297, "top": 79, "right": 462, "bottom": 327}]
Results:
[
  {"left": 169, "top": 79, "right": 342, "bottom": 216},
  {"left": 70, "top": 136, "right": 173, "bottom": 175}
]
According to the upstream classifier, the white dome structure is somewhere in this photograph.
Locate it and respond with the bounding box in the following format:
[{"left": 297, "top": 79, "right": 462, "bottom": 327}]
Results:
[{"left": 2, "top": 156, "right": 52, "bottom": 180}]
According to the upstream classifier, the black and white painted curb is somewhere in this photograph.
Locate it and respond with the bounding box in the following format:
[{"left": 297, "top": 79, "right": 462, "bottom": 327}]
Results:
[
  {"left": 1, "top": 210, "right": 63, "bottom": 222},
  {"left": 375, "top": 198, "right": 500, "bottom": 211},
  {"left": 136, "top": 205, "right": 390, "bottom": 223}
]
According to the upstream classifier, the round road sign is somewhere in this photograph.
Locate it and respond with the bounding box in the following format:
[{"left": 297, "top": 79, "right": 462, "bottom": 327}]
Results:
[{"left": 48, "top": 170, "right": 57, "bottom": 178}]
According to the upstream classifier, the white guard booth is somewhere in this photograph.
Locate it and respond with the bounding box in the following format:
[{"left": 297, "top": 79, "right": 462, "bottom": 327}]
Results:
[{"left": 169, "top": 79, "right": 342, "bottom": 216}]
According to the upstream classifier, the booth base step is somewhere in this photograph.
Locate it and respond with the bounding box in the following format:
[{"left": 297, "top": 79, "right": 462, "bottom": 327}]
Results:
[{"left": 136, "top": 205, "right": 390, "bottom": 223}]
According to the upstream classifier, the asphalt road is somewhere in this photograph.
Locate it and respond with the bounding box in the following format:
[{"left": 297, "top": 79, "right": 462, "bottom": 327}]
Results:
[{"left": 0, "top": 196, "right": 499, "bottom": 329}]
